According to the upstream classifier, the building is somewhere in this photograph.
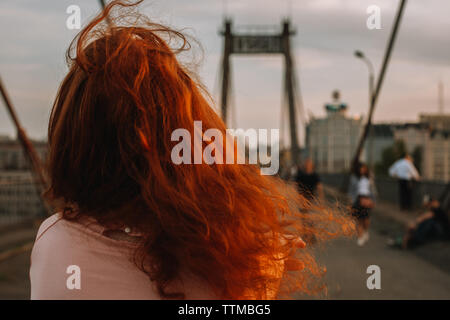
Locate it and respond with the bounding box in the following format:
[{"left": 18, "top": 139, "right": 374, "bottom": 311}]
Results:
[
  {"left": 0, "top": 136, "right": 47, "bottom": 224},
  {"left": 392, "top": 122, "right": 430, "bottom": 157},
  {"left": 365, "top": 124, "right": 394, "bottom": 168},
  {"left": 380, "top": 116, "right": 450, "bottom": 182},
  {"left": 0, "top": 170, "right": 46, "bottom": 224},
  {"left": 306, "top": 105, "right": 450, "bottom": 180},
  {"left": 419, "top": 113, "right": 450, "bottom": 131},
  {"left": 418, "top": 113, "right": 450, "bottom": 181},
  {"left": 0, "top": 136, "right": 47, "bottom": 170},
  {"left": 306, "top": 91, "right": 364, "bottom": 173},
  {"left": 390, "top": 116, "right": 450, "bottom": 181},
  {"left": 422, "top": 130, "right": 450, "bottom": 181}
]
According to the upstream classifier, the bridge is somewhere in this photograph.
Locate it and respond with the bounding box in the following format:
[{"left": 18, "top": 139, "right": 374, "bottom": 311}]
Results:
[{"left": 1, "top": 0, "right": 449, "bottom": 300}]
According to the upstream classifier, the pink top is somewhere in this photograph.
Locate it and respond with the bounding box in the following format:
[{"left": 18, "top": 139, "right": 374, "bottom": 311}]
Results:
[{"left": 30, "top": 213, "right": 217, "bottom": 300}]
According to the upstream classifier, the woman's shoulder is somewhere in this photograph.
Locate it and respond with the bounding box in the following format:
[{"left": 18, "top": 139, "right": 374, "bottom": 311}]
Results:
[
  {"left": 32, "top": 213, "right": 131, "bottom": 260},
  {"left": 31, "top": 213, "right": 88, "bottom": 266},
  {"left": 30, "top": 213, "right": 146, "bottom": 299},
  {"left": 34, "top": 213, "right": 64, "bottom": 243},
  {"left": 30, "top": 213, "right": 88, "bottom": 299},
  {"left": 30, "top": 214, "right": 216, "bottom": 299},
  {"left": 33, "top": 213, "right": 94, "bottom": 248}
]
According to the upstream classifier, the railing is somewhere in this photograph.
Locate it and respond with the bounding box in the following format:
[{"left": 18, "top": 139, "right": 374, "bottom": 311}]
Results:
[
  {"left": 0, "top": 177, "right": 45, "bottom": 226},
  {"left": 320, "top": 173, "right": 448, "bottom": 209}
]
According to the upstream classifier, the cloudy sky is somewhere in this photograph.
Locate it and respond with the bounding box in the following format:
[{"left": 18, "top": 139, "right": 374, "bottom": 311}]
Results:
[{"left": 0, "top": 0, "right": 449, "bottom": 145}]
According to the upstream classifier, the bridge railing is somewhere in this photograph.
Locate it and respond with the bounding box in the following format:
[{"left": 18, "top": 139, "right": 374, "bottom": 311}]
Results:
[
  {"left": 320, "top": 173, "right": 447, "bottom": 210},
  {"left": 0, "top": 174, "right": 45, "bottom": 227}
]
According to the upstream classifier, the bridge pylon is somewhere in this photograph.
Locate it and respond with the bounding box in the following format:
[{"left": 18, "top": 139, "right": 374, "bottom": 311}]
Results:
[{"left": 219, "top": 19, "right": 301, "bottom": 165}]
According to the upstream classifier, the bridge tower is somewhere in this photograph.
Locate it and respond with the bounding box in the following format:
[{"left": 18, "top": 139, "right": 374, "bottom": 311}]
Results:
[{"left": 219, "top": 19, "right": 301, "bottom": 165}]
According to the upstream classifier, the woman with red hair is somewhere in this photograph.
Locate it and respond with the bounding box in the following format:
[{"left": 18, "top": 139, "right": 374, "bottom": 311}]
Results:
[{"left": 30, "top": 0, "right": 352, "bottom": 300}]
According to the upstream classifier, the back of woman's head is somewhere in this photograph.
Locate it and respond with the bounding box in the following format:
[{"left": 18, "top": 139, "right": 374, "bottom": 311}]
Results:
[{"left": 46, "top": 0, "right": 353, "bottom": 299}]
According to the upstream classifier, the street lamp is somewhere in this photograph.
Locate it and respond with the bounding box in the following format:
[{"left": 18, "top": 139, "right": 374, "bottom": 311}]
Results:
[
  {"left": 354, "top": 50, "right": 375, "bottom": 102},
  {"left": 354, "top": 50, "right": 375, "bottom": 169}
]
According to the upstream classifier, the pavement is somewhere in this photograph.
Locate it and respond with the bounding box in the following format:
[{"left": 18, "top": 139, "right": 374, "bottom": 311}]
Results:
[
  {"left": 301, "top": 186, "right": 450, "bottom": 299},
  {"left": 309, "top": 230, "right": 450, "bottom": 299},
  {"left": 0, "top": 189, "right": 449, "bottom": 300},
  {"left": 0, "top": 221, "right": 38, "bottom": 299}
]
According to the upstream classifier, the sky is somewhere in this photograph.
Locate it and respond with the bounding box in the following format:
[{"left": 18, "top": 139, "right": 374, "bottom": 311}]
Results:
[{"left": 0, "top": 0, "right": 449, "bottom": 146}]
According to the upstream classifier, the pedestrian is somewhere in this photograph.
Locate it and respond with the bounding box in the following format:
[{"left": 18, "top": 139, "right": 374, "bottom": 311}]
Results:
[
  {"left": 294, "top": 159, "right": 324, "bottom": 245},
  {"left": 389, "top": 153, "right": 420, "bottom": 211},
  {"left": 388, "top": 196, "right": 450, "bottom": 249},
  {"left": 349, "top": 162, "right": 377, "bottom": 246},
  {"left": 295, "top": 158, "right": 324, "bottom": 202}
]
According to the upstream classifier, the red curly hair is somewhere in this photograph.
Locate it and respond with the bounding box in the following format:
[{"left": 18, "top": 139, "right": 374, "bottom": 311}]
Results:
[{"left": 45, "top": 0, "right": 354, "bottom": 299}]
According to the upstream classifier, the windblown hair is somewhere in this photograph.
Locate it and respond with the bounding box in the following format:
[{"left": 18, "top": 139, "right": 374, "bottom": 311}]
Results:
[{"left": 46, "top": 0, "right": 354, "bottom": 299}]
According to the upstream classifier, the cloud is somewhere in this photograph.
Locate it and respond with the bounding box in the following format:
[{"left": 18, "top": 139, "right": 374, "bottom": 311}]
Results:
[{"left": 0, "top": 0, "right": 449, "bottom": 140}]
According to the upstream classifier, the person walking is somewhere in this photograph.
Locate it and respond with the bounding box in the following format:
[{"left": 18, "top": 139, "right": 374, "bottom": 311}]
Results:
[
  {"left": 349, "top": 162, "right": 377, "bottom": 246},
  {"left": 389, "top": 153, "right": 420, "bottom": 211},
  {"left": 294, "top": 159, "right": 325, "bottom": 245},
  {"left": 295, "top": 159, "right": 324, "bottom": 202}
]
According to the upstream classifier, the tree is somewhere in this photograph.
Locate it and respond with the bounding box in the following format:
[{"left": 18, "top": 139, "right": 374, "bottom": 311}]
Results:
[
  {"left": 375, "top": 139, "right": 407, "bottom": 176},
  {"left": 412, "top": 146, "right": 422, "bottom": 174}
]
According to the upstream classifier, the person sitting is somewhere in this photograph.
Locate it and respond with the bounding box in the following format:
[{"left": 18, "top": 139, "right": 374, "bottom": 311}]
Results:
[{"left": 388, "top": 196, "right": 450, "bottom": 249}]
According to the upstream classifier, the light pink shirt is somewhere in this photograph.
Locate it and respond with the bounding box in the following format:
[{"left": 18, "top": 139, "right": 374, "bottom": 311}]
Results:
[{"left": 30, "top": 213, "right": 217, "bottom": 300}]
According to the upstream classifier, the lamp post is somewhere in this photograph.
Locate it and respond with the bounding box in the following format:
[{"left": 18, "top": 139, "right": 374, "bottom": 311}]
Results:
[
  {"left": 344, "top": 0, "right": 407, "bottom": 193},
  {"left": 354, "top": 50, "right": 375, "bottom": 103},
  {"left": 354, "top": 50, "right": 375, "bottom": 169}
]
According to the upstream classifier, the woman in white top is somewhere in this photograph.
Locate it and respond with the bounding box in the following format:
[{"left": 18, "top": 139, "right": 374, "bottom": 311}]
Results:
[{"left": 349, "top": 163, "right": 377, "bottom": 246}]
